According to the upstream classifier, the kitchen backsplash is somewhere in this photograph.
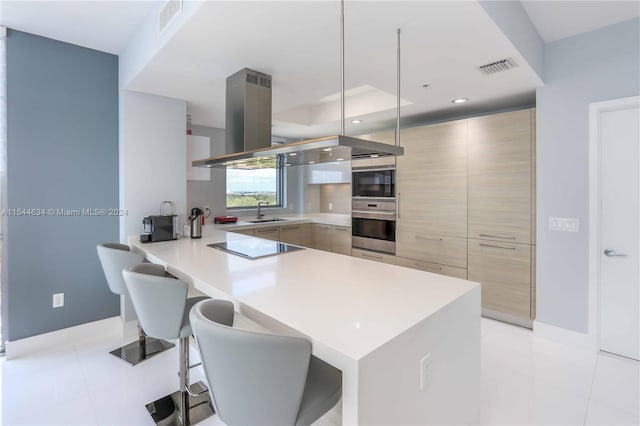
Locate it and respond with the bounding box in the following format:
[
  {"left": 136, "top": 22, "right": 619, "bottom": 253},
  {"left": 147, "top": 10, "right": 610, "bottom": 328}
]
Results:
[{"left": 320, "top": 183, "right": 351, "bottom": 214}]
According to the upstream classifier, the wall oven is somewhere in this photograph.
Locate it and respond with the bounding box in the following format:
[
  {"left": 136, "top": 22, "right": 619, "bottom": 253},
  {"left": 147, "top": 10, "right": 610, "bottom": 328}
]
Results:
[
  {"left": 352, "top": 198, "right": 396, "bottom": 254},
  {"left": 352, "top": 166, "right": 395, "bottom": 198}
]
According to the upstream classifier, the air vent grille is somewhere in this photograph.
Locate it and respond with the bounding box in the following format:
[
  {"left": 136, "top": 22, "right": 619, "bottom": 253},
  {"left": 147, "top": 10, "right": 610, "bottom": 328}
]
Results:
[
  {"left": 159, "top": 0, "right": 183, "bottom": 34},
  {"left": 478, "top": 58, "right": 517, "bottom": 75}
]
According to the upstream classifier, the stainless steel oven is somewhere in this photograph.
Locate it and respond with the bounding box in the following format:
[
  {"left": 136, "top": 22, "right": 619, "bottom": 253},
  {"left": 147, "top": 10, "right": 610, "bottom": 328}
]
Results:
[
  {"left": 352, "top": 166, "right": 395, "bottom": 198},
  {"left": 352, "top": 198, "right": 396, "bottom": 254}
]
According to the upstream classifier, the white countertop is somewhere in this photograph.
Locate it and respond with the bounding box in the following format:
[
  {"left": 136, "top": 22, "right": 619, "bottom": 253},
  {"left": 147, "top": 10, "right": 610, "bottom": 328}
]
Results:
[
  {"left": 131, "top": 224, "right": 478, "bottom": 362},
  {"left": 210, "top": 213, "right": 351, "bottom": 231}
]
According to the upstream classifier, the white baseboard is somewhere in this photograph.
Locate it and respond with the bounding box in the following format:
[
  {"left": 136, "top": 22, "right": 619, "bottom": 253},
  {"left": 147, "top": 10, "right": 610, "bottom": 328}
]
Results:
[
  {"left": 4, "top": 316, "right": 123, "bottom": 360},
  {"left": 533, "top": 320, "right": 597, "bottom": 351}
]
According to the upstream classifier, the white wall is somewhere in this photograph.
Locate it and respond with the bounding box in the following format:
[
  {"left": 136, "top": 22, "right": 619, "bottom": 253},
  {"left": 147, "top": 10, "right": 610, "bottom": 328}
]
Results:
[
  {"left": 536, "top": 18, "right": 640, "bottom": 334},
  {"left": 119, "top": 90, "right": 187, "bottom": 242}
]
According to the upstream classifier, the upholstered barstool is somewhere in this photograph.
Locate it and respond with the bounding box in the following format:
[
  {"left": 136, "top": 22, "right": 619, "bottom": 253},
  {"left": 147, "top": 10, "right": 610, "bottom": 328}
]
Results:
[
  {"left": 190, "top": 299, "right": 343, "bottom": 426},
  {"left": 123, "top": 263, "right": 233, "bottom": 426},
  {"left": 96, "top": 243, "right": 174, "bottom": 365}
]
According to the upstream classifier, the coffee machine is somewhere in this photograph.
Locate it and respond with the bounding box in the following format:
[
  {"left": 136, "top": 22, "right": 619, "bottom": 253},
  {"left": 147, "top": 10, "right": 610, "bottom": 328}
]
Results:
[{"left": 140, "top": 201, "right": 179, "bottom": 243}]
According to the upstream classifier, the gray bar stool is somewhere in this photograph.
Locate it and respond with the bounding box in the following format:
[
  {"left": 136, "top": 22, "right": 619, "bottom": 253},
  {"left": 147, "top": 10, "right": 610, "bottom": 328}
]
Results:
[
  {"left": 123, "top": 263, "right": 233, "bottom": 426},
  {"left": 96, "top": 243, "right": 174, "bottom": 365},
  {"left": 190, "top": 299, "right": 342, "bottom": 426}
]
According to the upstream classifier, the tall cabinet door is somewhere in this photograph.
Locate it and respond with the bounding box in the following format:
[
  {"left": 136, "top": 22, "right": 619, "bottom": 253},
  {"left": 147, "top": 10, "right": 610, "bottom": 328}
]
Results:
[
  {"left": 468, "top": 110, "right": 532, "bottom": 244},
  {"left": 396, "top": 120, "right": 468, "bottom": 237}
]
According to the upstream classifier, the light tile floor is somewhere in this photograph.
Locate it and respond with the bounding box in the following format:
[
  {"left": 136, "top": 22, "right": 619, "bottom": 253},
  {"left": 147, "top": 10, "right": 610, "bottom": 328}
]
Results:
[{"left": 1, "top": 318, "right": 638, "bottom": 425}]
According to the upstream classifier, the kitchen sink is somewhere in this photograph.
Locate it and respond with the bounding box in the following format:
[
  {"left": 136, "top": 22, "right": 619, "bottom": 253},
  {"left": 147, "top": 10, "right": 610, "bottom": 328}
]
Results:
[{"left": 246, "top": 218, "right": 288, "bottom": 223}]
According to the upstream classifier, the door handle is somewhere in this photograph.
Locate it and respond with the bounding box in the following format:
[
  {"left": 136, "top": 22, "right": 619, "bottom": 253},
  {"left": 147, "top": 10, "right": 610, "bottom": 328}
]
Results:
[{"left": 604, "top": 248, "right": 627, "bottom": 257}]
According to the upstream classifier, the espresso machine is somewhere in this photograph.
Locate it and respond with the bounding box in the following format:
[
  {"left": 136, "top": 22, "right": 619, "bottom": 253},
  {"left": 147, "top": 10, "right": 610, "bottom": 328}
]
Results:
[{"left": 140, "top": 201, "right": 179, "bottom": 243}]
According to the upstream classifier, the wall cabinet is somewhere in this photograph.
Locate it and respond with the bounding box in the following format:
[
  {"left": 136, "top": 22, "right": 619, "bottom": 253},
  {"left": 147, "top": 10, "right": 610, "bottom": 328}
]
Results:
[
  {"left": 468, "top": 239, "right": 531, "bottom": 319},
  {"left": 468, "top": 109, "right": 532, "bottom": 244},
  {"left": 307, "top": 162, "right": 351, "bottom": 184}
]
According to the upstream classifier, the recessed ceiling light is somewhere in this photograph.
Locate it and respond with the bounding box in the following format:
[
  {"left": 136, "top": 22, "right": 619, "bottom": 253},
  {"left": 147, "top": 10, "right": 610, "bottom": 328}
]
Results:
[
  {"left": 452, "top": 98, "right": 469, "bottom": 104},
  {"left": 308, "top": 161, "right": 315, "bottom": 164},
  {"left": 351, "top": 119, "right": 362, "bottom": 124},
  {"left": 285, "top": 163, "right": 292, "bottom": 166},
  {"left": 322, "top": 148, "right": 332, "bottom": 152},
  {"left": 337, "top": 158, "right": 344, "bottom": 161},
  {"left": 205, "top": 165, "right": 213, "bottom": 168},
  {"left": 288, "top": 153, "right": 297, "bottom": 156},
  {"left": 370, "top": 154, "right": 379, "bottom": 158}
]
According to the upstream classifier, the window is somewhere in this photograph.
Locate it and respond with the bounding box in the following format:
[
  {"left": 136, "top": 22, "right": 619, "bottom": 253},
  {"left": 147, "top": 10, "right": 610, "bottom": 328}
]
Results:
[{"left": 226, "top": 167, "right": 284, "bottom": 208}]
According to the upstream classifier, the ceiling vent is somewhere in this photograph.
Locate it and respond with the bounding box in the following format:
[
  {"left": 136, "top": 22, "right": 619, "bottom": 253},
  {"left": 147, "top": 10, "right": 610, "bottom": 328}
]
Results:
[
  {"left": 478, "top": 58, "right": 517, "bottom": 75},
  {"left": 159, "top": 0, "right": 183, "bottom": 35}
]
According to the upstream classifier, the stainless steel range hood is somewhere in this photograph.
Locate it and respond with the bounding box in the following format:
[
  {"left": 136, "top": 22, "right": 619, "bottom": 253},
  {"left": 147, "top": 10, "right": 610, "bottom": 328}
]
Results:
[{"left": 192, "top": 134, "right": 403, "bottom": 169}]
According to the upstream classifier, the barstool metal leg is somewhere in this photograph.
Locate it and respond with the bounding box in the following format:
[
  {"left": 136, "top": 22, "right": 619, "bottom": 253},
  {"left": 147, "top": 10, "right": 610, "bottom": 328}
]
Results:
[
  {"left": 108, "top": 324, "right": 174, "bottom": 366},
  {"left": 144, "top": 337, "right": 215, "bottom": 426}
]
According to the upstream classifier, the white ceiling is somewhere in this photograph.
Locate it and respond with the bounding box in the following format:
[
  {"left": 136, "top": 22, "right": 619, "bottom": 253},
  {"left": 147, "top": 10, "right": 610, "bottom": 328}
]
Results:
[
  {"left": 128, "top": 1, "right": 541, "bottom": 138},
  {"left": 522, "top": 1, "right": 640, "bottom": 43},
  {"left": 3, "top": 0, "right": 637, "bottom": 138},
  {"left": 0, "top": 0, "right": 159, "bottom": 55}
]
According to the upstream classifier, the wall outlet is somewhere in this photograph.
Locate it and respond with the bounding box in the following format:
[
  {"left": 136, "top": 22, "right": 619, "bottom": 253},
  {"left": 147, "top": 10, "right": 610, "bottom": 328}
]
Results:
[
  {"left": 329, "top": 202, "right": 333, "bottom": 211},
  {"left": 420, "top": 353, "right": 431, "bottom": 391},
  {"left": 53, "top": 293, "right": 64, "bottom": 308},
  {"left": 549, "top": 217, "right": 579, "bottom": 232}
]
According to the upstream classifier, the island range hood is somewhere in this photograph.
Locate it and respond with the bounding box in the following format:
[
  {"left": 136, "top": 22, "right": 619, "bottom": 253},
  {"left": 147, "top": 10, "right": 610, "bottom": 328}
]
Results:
[{"left": 192, "top": 68, "right": 403, "bottom": 169}]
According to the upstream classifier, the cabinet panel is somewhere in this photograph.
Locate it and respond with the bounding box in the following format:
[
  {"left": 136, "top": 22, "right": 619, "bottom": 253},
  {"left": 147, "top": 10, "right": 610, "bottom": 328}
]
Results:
[
  {"left": 396, "top": 228, "right": 467, "bottom": 268},
  {"left": 468, "top": 238, "right": 531, "bottom": 319},
  {"left": 396, "top": 120, "right": 468, "bottom": 237},
  {"left": 232, "top": 228, "right": 255, "bottom": 236},
  {"left": 353, "top": 130, "right": 396, "bottom": 168},
  {"left": 254, "top": 227, "right": 280, "bottom": 241},
  {"left": 279, "top": 225, "right": 302, "bottom": 245},
  {"left": 531, "top": 108, "right": 537, "bottom": 245},
  {"left": 300, "top": 224, "right": 314, "bottom": 248},
  {"left": 313, "top": 224, "right": 332, "bottom": 251},
  {"left": 331, "top": 226, "right": 352, "bottom": 255},
  {"left": 351, "top": 248, "right": 397, "bottom": 265},
  {"left": 394, "top": 256, "right": 467, "bottom": 280},
  {"left": 468, "top": 109, "right": 532, "bottom": 243},
  {"left": 531, "top": 245, "right": 536, "bottom": 320}
]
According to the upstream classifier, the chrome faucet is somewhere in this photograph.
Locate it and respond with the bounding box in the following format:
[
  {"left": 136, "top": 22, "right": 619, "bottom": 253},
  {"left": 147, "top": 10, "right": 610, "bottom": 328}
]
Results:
[{"left": 257, "top": 201, "right": 269, "bottom": 220}]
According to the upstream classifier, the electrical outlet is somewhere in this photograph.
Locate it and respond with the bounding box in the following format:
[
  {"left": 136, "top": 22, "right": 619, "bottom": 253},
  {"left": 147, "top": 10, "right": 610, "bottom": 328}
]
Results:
[
  {"left": 53, "top": 293, "right": 64, "bottom": 308},
  {"left": 549, "top": 217, "right": 579, "bottom": 232},
  {"left": 420, "top": 353, "right": 431, "bottom": 390},
  {"left": 329, "top": 202, "right": 333, "bottom": 211}
]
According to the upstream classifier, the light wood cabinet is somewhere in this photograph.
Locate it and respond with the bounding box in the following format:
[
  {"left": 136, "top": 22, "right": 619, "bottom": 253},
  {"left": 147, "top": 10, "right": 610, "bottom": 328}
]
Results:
[
  {"left": 279, "top": 225, "right": 302, "bottom": 245},
  {"left": 352, "top": 248, "right": 397, "bottom": 265},
  {"left": 331, "top": 225, "right": 352, "bottom": 255},
  {"left": 468, "top": 238, "right": 531, "bottom": 319},
  {"left": 396, "top": 120, "right": 468, "bottom": 238},
  {"left": 353, "top": 130, "right": 396, "bottom": 168},
  {"left": 254, "top": 226, "right": 280, "bottom": 241},
  {"left": 393, "top": 256, "right": 467, "bottom": 280},
  {"left": 396, "top": 229, "right": 467, "bottom": 268},
  {"left": 232, "top": 228, "right": 255, "bottom": 236},
  {"left": 468, "top": 109, "right": 532, "bottom": 244},
  {"left": 531, "top": 245, "right": 536, "bottom": 320},
  {"left": 300, "top": 224, "right": 314, "bottom": 247},
  {"left": 313, "top": 224, "right": 332, "bottom": 251}
]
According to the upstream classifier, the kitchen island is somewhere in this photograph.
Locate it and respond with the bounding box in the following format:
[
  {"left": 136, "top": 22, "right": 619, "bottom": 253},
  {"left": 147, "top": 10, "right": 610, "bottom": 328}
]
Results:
[{"left": 131, "top": 226, "right": 480, "bottom": 425}]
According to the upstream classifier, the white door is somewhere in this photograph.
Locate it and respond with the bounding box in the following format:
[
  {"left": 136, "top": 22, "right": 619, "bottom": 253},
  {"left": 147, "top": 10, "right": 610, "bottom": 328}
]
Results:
[{"left": 599, "top": 101, "right": 640, "bottom": 360}]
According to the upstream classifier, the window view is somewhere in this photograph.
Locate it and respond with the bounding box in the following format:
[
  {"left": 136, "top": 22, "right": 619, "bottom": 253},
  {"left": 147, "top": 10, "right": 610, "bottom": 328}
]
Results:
[{"left": 226, "top": 168, "right": 282, "bottom": 208}]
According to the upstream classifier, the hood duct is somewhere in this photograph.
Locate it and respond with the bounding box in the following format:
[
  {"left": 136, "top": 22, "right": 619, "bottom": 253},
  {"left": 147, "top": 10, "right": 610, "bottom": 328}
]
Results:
[{"left": 192, "top": 66, "right": 403, "bottom": 169}]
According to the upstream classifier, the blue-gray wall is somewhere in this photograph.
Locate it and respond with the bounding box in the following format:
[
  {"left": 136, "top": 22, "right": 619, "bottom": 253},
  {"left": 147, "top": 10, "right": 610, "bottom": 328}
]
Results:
[
  {"left": 4, "top": 30, "right": 119, "bottom": 341},
  {"left": 536, "top": 18, "right": 640, "bottom": 333}
]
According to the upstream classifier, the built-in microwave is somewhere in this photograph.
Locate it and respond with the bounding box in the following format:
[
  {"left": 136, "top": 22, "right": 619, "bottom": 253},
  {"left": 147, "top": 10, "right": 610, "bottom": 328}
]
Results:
[{"left": 352, "top": 166, "right": 395, "bottom": 198}]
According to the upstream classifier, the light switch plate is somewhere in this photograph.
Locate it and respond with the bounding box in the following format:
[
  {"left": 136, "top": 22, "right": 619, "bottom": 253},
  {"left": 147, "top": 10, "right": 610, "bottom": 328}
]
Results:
[{"left": 549, "top": 217, "right": 579, "bottom": 232}]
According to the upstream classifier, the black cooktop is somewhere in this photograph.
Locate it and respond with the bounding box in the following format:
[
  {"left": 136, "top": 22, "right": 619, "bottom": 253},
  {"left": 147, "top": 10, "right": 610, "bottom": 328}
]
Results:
[{"left": 208, "top": 239, "right": 304, "bottom": 260}]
